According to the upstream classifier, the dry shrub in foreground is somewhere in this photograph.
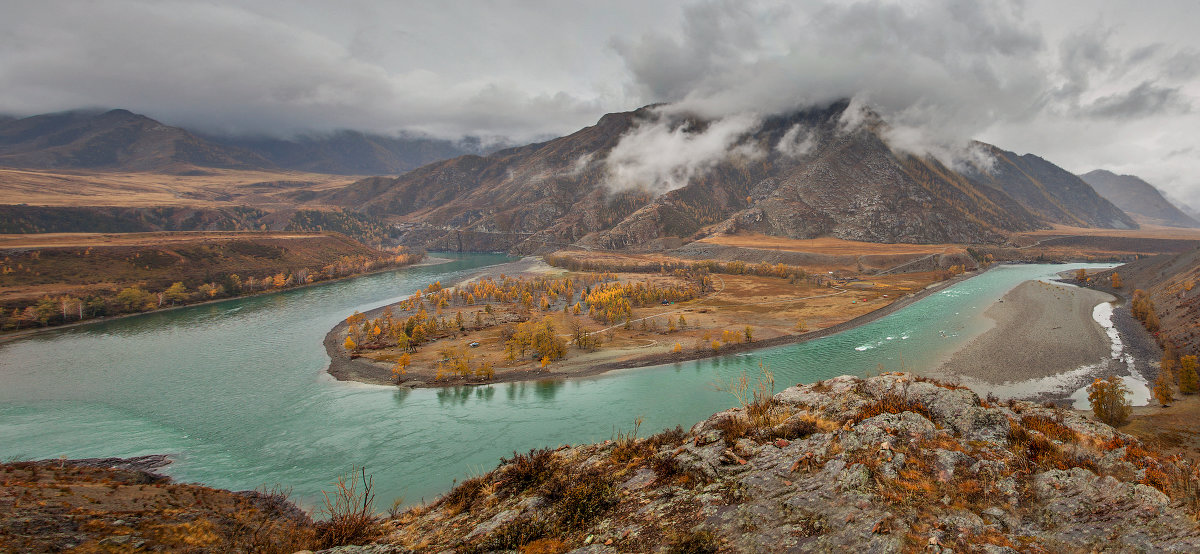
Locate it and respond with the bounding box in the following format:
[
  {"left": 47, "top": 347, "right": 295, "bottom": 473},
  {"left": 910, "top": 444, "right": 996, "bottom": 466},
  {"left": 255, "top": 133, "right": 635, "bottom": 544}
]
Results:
[
  {"left": 855, "top": 393, "right": 935, "bottom": 422},
  {"left": 714, "top": 363, "right": 778, "bottom": 427},
  {"left": 498, "top": 447, "right": 559, "bottom": 497},
  {"left": 313, "top": 467, "right": 385, "bottom": 549},
  {"left": 1019, "top": 415, "right": 1077, "bottom": 443}
]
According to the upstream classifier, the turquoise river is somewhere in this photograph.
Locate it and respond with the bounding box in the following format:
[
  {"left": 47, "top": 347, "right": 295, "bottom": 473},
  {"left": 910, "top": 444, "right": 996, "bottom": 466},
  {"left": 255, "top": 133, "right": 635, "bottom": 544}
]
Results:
[{"left": 0, "top": 254, "right": 1111, "bottom": 509}]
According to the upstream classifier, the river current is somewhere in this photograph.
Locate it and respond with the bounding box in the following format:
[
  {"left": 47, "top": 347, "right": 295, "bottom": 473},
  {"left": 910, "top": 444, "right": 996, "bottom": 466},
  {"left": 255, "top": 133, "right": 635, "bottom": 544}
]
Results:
[{"left": 0, "top": 254, "right": 1113, "bottom": 508}]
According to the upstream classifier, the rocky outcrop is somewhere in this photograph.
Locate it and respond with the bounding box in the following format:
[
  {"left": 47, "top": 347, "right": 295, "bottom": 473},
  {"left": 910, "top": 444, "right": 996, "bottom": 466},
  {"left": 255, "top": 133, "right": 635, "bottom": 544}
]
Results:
[{"left": 382, "top": 373, "right": 1200, "bottom": 552}]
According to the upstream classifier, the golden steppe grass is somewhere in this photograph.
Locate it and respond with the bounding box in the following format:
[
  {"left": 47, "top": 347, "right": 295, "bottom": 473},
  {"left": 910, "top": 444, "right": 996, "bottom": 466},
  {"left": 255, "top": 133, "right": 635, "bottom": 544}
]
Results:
[{"left": 0, "top": 167, "right": 356, "bottom": 209}]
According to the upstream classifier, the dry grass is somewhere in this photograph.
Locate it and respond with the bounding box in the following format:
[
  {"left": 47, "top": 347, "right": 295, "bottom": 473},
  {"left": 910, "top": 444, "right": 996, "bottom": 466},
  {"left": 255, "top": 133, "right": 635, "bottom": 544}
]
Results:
[
  {"left": 0, "top": 167, "right": 355, "bottom": 209},
  {"left": 855, "top": 393, "right": 935, "bottom": 423},
  {"left": 312, "top": 467, "right": 385, "bottom": 549},
  {"left": 1016, "top": 224, "right": 1200, "bottom": 241},
  {"left": 700, "top": 232, "right": 965, "bottom": 256},
  {"left": 0, "top": 461, "right": 319, "bottom": 553}
]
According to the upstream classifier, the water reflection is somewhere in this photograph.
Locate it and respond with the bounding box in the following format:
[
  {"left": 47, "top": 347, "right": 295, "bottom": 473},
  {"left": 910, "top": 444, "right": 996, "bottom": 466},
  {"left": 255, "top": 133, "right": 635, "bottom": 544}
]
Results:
[{"left": 534, "top": 380, "right": 563, "bottom": 400}]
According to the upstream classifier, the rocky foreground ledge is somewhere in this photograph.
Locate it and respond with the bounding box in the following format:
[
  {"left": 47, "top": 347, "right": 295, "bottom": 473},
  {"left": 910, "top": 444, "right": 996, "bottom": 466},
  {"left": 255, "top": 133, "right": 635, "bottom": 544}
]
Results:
[
  {"left": 371, "top": 373, "right": 1200, "bottom": 553},
  {"left": 9, "top": 374, "right": 1200, "bottom": 552}
]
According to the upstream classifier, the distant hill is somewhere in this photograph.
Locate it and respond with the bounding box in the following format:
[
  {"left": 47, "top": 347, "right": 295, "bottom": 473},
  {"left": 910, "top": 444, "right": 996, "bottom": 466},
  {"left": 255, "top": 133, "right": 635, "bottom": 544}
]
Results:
[
  {"left": 330, "top": 101, "right": 1135, "bottom": 253},
  {"left": 0, "top": 109, "right": 507, "bottom": 176},
  {"left": 967, "top": 150, "right": 1136, "bottom": 229},
  {"left": 0, "top": 109, "right": 272, "bottom": 172},
  {"left": 204, "top": 131, "right": 510, "bottom": 175},
  {"left": 1079, "top": 170, "right": 1199, "bottom": 228}
]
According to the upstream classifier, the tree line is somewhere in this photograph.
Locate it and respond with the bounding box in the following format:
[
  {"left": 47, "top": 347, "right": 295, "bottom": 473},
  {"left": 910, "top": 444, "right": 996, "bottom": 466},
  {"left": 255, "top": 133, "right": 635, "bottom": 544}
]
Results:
[{"left": 3, "top": 250, "right": 424, "bottom": 332}]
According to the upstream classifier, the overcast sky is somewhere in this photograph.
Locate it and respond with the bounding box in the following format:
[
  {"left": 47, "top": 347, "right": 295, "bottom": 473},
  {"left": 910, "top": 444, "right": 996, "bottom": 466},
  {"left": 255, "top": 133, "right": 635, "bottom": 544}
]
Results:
[{"left": 1, "top": 0, "right": 1197, "bottom": 206}]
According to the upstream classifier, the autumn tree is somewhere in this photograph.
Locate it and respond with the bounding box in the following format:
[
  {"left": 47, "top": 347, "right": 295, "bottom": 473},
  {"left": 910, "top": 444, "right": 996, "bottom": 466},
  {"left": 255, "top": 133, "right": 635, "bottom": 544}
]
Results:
[
  {"left": 164, "top": 282, "right": 189, "bottom": 304},
  {"left": 1075, "top": 268, "right": 1088, "bottom": 282},
  {"left": 391, "top": 353, "right": 411, "bottom": 384},
  {"left": 1153, "top": 370, "right": 1173, "bottom": 407},
  {"left": 114, "top": 286, "right": 155, "bottom": 312},
  {"left": 1088, "top": 376, "right": 1131, "bottom": 426},
  {"left": 1180, "top": 356, "right": 1200, "bottom": 395},
  {"left": 1110, "top": 272, "right": 1123, "bottom": 289}
]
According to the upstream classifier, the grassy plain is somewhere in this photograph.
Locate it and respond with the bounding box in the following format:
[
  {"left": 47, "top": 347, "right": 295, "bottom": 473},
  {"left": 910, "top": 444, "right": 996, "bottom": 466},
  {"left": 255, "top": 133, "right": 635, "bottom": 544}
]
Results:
[
  {"left": 698, "top": 233, "right": 966, "bottom": 256},
  {"left": 0, "top": 167, "right": 352, "bottom": 209}
]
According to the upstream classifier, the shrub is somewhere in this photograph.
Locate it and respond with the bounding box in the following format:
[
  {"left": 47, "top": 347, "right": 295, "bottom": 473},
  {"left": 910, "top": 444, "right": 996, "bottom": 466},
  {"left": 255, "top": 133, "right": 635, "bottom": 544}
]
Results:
[
  {"left": 646, "top": 425, "right": 688, "bottom": 449},
  {"left": 1088, "top": 376, "right": 1132, "bottom": 426},
  {"left": 465, "top": 517, "right": 549, "bottom": 553},
  {"left": 760, "top": 417, "right": 819, "bottom": 442},
  {"left": 713, "top": 415, "right": 751, "bottom": 444},
  {"left": 543, "top": 467, "right": 618, "bottom": 532},
  {"left": 312, "top": 468, "right": 383, "bottom": 549},
  {"left": 714, "top": 363, "right": 777, "bottom": 428},
  {"left": 438, "top": 475, "right": 487, "bottom": 515},
  {"left": 665, "top": 529, "right": 720, "bottom": 554},
  {"left": 856, "top": 393, "right": 935, "bottom": 422},
  {"left": 498, "top": 448, "right": 559, "bottom": 496},
  {"left": 1020, "top": 415, "right": 1077, "bottom": 443}
]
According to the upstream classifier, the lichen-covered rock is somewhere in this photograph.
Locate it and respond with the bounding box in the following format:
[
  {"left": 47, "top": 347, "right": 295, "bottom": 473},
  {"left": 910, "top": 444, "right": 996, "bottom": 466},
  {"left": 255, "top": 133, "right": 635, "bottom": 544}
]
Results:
[{"left": 382, "top": 373, "right": 1200, "bottom": 552}]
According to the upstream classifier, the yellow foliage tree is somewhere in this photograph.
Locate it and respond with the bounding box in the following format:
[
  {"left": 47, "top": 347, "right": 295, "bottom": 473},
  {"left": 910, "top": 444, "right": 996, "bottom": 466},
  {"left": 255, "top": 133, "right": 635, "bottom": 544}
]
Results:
[
  {"left": 1110, "top": 272, "right": 1123, "bottom": 289},
  {"left": 391, "top": 353, "right": 411, "bottom": 384},
  {"left": 1088, "top": 376, "right": 1131, "bottom": 426},
  {"left": 1180, "top": 356, "right": 1200, "bottom": 394},
  {"left": 343, "top": 336, "right": 357, "bottom": 352}
]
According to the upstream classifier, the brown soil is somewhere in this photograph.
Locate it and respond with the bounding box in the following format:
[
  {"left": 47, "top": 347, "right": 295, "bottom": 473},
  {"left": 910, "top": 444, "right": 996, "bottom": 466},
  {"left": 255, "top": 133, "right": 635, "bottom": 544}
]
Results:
[{"left": 1125, "top": 394, "right": 1200, "bottom": 465}]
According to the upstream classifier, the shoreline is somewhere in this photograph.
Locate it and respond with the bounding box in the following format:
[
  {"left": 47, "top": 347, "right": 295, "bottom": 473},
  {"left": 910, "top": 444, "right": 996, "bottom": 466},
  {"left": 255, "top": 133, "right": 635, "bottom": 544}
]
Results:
[
  {"left": 933, "top": 275, "right": 1162, "bottom": 405},
  {"left": 323, "top": 261, "right": 988, "bottom": 388},
  {"left": 0, "top": 255, "right": 453, "bottom": 344}
]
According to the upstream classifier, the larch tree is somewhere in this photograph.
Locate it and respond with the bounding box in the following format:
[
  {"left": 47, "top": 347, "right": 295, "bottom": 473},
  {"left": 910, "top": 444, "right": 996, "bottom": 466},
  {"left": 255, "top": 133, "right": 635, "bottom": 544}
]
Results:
[
  {"left": 1181, "top": 356, "right": 1200, "bottom": 394},
  {"left": 1153, "top": 370, "right": 1173, "bottom": 407},
  {"left": 1088, "top": 376, "right": 1131, "bottom": 426}
]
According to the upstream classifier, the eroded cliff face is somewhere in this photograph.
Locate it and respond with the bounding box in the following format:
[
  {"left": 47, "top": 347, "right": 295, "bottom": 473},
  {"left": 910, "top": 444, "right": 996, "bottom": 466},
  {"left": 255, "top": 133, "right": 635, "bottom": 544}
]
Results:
[{"left": 376, "top": 373, "right": 1200, "bottom": 553}]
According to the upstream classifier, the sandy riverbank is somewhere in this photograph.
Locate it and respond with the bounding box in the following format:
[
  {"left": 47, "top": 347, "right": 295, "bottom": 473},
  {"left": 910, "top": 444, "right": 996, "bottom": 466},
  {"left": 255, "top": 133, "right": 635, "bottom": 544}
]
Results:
[
  {"left": 324, "top": 260, "right": 985, "bottom": 388},
  {"left": 937, "top": 280, "right": 1116, "bottom": 384}
]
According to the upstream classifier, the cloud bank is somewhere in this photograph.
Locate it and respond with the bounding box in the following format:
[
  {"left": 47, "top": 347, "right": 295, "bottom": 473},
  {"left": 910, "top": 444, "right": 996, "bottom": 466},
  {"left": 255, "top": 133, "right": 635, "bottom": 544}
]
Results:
[{"left": 0, "top": 0, "right": 1197, "bottom": 205}]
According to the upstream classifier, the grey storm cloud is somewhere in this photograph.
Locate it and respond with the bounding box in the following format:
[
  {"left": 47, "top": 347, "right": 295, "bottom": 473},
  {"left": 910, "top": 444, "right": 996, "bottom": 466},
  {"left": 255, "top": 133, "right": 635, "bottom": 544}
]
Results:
[{"left": 0, "top": 0, "right": 1198, "bottom": 206}]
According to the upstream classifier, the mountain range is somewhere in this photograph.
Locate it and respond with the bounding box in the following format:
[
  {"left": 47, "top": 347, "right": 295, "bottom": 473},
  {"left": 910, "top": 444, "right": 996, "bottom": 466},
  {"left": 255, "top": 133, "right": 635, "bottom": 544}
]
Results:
[
  {"left": 0, "top": 109, "right": 268, "bottom": 172},
  {"left": 327, "top": 101, "right": 1136, "bottom": 252},
  {"left": 1078, "top": 169, "right": 1198, "bottom": 228},
  {"left": 0, "top": 109, "right": 502, "bottom": 175},
  {"left": 0, "top": 103, "right": 1156, "bottom": 252}
]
